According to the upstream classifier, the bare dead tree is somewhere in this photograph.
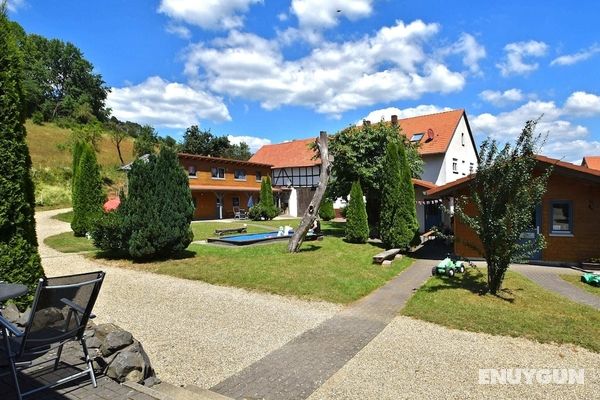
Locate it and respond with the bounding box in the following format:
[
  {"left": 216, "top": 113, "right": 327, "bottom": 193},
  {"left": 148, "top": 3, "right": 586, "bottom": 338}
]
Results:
[{"left": 287, "top": 131, "right": 331, "bottom": 253}]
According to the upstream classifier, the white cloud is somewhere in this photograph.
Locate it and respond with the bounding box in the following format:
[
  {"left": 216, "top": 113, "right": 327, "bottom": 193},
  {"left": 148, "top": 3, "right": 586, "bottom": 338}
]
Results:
[
  {"left": 496, "top": 40, "right": 548, "bottom": 76},
  {"left": 551, "top": 44, "right": 600, "bottom": 66},
  {"left": 227, "top": 135, "right": 271, "bottom": 152},
  {"left": 358, "top": 105, "right": 453, "bottom": 125},
  {"left": 563, "top": 91, "right": 600, "bottom": 116},
  {"left": 184, "top": 20, "right": 467, "bottom": 115},
  {"left": 158, "top": 0, "right": 262, "bottom": 30},
  {"left": 442, "top": 33, "right": 486, "bottom": 74},
  {"left": 277, "top": 12, "right": 288, "bottom": 22},
  {"left": 471, "top": 92, "right": 600, "bottom": 162},
  {"left": 479, "top": 88, "right": 524, "bottom": 106},
  {"left": 290, "top": 0, "right": 373, "bottom": 29},
  {"left": 165, "top": 23, "right": 191, "bottom": 39},
  {"left": 107, "top": 76, "right": 230, "bottom": 129},
  {"left": 6, "top": 0, "right": 25, "bottom": 12}
]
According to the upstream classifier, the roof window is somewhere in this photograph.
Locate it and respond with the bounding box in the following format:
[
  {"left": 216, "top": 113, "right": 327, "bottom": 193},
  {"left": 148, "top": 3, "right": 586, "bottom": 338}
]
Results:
[{"left": 411, "top": 133, "right": 424, "bottom": 142}]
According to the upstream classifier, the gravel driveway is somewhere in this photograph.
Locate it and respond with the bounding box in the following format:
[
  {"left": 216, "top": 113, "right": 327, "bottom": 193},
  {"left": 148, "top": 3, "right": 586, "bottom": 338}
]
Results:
[{"left": 36, "top": 209, "right": 340, "bottom": 388}]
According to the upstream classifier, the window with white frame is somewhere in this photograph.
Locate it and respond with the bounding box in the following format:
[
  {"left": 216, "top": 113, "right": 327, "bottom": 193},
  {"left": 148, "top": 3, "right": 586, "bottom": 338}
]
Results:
[
  {"left": 551, "top": 201, "right": 573, "bottom": 234},
  {"left": 188, "top": 165, "right": 197, "bottom": 177},
  {"left": 452, "top": 158, "right": 458, "bottom": 174},
  {"left": 469, "top": 162, "right": 474, "bottom": 174},
  {"left": 234, "top": 169, "right": 246, "bottom": 180},
  {"left": 211, "top": 167, "right": 225, "bottom": 179}
]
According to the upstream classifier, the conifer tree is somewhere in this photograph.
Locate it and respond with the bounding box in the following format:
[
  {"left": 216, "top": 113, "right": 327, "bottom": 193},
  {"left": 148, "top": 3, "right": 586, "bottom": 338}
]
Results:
[
  {"left": 125, "top": 146, "right": 194, "bottom": 260},
  {"left": 379, "top": 142, "right": 419, "bottom": 249},
  {"left": 345, "top": 181, "right": 369, "bottom": 243},
  {"left": 71, "top": 143, "right": 104, "bottom": 236},
  {"left": 0, "top": 5, "right": 45, "bottom": 305}
]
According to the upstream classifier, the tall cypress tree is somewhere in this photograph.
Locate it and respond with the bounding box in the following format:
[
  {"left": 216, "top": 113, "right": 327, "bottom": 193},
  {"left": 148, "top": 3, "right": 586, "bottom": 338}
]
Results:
[
  {"left": 71, "top": 143, "right": 104, "bottom": 236},
  {"left": 0, "top": 5, "right": 45, "bottom": 305},
  {"left": 345, "top": 181, "right": 369, "bottom": 243},
  {"left": 257, "top": 176, "right": 277, "bottom": 219},
  {"left": 379, "top": 142, "right": 418, "bottom": 249}
]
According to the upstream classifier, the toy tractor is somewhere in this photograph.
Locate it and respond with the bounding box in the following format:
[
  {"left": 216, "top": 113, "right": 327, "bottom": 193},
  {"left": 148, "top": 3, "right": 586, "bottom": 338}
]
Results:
[
  {"left": 581, "top": 272, "right": 600, "bottom": 287},
  {"left": 432, "top": 256, "right": 466, "bottom": 277}
]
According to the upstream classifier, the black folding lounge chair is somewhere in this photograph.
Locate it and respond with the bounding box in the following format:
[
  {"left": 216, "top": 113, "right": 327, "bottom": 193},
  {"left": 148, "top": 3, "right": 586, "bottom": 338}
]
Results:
[{"left": 0, "top": 271, "right": 105, "bottom": 399}]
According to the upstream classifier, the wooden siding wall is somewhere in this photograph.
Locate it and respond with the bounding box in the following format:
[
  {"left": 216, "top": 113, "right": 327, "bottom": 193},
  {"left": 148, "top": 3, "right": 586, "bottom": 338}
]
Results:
[
  {"left": 180, "top": 158, "right": 271, "bottom": 189},
  {"left": 453, "top": 173, "right": 600, "bottom": 263},
  {"left": 191, "top": 191, "right": 258, "bottom": 220}
]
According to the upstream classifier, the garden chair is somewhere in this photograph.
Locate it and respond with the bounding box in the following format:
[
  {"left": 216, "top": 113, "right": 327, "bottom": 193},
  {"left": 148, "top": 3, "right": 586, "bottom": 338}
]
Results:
[
  {"left": 233, "top": 206, "right": 247, "bottom": 220},
  {"left": 0, "top": 271, "right": 105, "bottom": 399}
]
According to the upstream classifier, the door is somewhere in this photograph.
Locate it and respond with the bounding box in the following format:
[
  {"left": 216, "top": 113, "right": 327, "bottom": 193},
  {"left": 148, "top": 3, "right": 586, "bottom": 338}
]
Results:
[
  {"left": 519, "top": 205, "right": 542, "bottom": 260},
  {"left": 215, "top": 193, "right": 224, "bottom": 219},
  {"left": 424, "top": 203, "right": 442, "bottom": 231}
]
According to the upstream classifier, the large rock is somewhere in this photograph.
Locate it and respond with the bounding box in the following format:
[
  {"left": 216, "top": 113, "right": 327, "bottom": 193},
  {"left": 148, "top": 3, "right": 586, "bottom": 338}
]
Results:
[
  {"left": 31, "top": 307, "right": 64, "bottom": 330},
  {"left": 100, "top": 330, "right": 133, "bottom": 357},
  {"left": 1, "top": 303, "right": 20, "bottom": 323},
  {"left": 106, "top": 350, "right": 143, "bottom": 382}
]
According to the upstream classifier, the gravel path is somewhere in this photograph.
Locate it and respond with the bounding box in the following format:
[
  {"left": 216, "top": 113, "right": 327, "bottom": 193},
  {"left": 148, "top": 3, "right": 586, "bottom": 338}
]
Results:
[
  {"left": 36, "top": 209, "right": 341, "bottom": 388},
  {"left": 309, "top": 316, "right": 600, "bottom": 400}
]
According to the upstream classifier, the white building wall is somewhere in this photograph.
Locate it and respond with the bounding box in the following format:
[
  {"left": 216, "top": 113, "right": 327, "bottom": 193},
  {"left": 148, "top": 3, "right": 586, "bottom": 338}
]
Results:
[
  {"left": 288, "top": 187, "right": 298, "bottom": 217},
  {"left": 421, "top": 154, "right": 445, "bottom": 185},
  {"left": 441, "top": 115, "right": 478, "bottom": 184}
]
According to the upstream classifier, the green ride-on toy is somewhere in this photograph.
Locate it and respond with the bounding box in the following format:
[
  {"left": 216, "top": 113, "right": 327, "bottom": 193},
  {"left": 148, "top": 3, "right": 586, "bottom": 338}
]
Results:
[
  {"left": 581, "top": 272, "right": 600, "bottom": 287},
  {"left": 432, "top": 255, "right": 466, "bottom": 277}
]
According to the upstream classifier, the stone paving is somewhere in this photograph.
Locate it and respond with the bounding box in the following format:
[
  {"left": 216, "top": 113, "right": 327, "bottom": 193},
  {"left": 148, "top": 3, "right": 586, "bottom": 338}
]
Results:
[
  {"left": 0, "top": 342, "right": 145, "bottom": 400},
  {"left": 512, "top": 264, "right": 600, "bottom": 310},
  {"left": 211, "top": 259, "right": 434, "bottom": 400}
]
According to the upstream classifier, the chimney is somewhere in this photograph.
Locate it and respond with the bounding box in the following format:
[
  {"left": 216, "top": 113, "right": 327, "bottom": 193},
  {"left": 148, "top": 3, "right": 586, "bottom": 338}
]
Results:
[
  {"left": 391, "top": 115, "right": 398, "bottom": 125},
  {"left": 427, "top": 128, "right": 434, "bottom": 141}
]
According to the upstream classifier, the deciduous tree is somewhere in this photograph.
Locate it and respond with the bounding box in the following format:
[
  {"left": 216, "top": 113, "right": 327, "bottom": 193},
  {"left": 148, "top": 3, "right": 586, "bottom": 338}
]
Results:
[{"left": 455, "top": 120, "right": 550, "bottom": 294}]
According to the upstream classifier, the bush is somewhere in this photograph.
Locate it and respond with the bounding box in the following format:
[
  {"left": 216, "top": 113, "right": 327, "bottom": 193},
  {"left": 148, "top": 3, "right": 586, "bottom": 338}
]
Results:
[
  {"left": 35, "top": 183, "right": 71, "bottom": 206},
  {"left": 248, "top": 203, "right": 278, "bottom": 221},
  {"left": 91, "top": 210, "right": 128, "bottom": 251},
  {"left": 71, "top": 143, "right": 104, "bottom": 236},
  {"left": 319, "top": 198, "right": 335, "bottom": 221},
  {"left": 253, "top": 177, "right": 278, "bottom": 220},
  {"left": 345, "top": 181, "right": 369, "bottom": 243},
  {"left": 90, "top": 147, "right": 194, "bottom": 260},
  {"left": 32, "top": 111, "right": 44, "bottom": 125},
  {"left": 0, "top": 9, "right": 45, "bottom": 308}
]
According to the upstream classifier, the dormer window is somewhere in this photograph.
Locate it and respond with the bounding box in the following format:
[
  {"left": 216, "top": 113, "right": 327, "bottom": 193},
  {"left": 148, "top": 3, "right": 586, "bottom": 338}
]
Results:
[{"left": 411, "top": 133, "right": 424, "bottom": 142}]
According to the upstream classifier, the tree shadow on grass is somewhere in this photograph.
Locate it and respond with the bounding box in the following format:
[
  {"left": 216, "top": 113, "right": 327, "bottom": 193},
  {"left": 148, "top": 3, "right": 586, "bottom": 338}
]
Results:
[
  {"left": 297, "top": 244, "right": 322, "bottom": 253},
  {"left": 422, "top": 267, "right": 516, "bottom": 303},
  {"left": 92, "top": 249, "right": 197, "bottom": 263}
]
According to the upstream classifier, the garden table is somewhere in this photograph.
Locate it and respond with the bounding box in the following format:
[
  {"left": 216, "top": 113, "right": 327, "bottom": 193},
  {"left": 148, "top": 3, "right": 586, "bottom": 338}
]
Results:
[{"left": 0, "top": 283, "right": 28, "bottom": 303}]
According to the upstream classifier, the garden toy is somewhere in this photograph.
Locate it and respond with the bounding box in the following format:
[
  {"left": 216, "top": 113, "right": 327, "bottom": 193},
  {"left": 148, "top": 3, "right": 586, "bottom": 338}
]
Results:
[
  {"left": 431, "top": 255, "right": 466, "bottom": 277},
  {"left": 581, "top": 272, "right": 600, "bottom": 287}
]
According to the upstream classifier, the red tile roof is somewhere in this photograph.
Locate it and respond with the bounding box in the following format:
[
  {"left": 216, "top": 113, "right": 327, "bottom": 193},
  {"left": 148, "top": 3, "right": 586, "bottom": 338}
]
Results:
[
  {"left": 391, "top": 109, "right": 466, "bottom": 156},
  {"left": 412, "top": 178, "right": 437, "bottom": 189},
  {"left": 582, "top": 156, "right": 600, "bottom": 171},
  {"left": 249, "top": 138, "right": 319, "bottom": 168},
  {"left": 426, "top": 154, "right": 600, "bottom": 197},
  {"left": 251, "top": 109, "right": 468, "bottom": 169}
]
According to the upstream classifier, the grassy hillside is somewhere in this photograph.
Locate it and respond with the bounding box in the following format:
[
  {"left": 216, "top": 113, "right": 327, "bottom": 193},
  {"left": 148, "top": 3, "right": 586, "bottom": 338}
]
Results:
[{"left": 25, "top": 120, "right": 135, "bottom": 208}]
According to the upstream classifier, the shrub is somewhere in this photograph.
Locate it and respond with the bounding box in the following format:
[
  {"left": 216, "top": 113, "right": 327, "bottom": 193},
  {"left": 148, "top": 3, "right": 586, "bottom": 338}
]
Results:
[
  {"left": 0, "top": 8, "right": 45, "bottom": 308},
  {"left": 345, "top": 181, "right": 369, "bottom": 243},
  {"left": 71, "top": 143, "right": 104, "bottom": 236},
  {"left": 91, "top": 210, "right": 128, "bottom": 251},
  {"left": 91, "top": 147, "right": 194, "bottom": 260},
  {"left": 255, "top": 176, "right": 278, "bottom": 220},
  {"left": 35, "top": 183, "right": 71, "bottom": 206},
  {"left": 248, "top": 203, "right": 278, "bottom": 221},
  {"left": 379, "top": 142, "right": 419, "bottom": 249},
  {"left": 319, "top": 198, "right": 335, "bottom": 221},
  {"left": 32, "top": 111, "right": 44, "bottom": 125}
]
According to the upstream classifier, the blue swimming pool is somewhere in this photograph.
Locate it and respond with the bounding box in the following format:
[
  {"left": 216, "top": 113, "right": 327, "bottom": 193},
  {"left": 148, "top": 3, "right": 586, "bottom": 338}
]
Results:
[{"left": 207, "top": 230, "right": 321, "bottom": 246}]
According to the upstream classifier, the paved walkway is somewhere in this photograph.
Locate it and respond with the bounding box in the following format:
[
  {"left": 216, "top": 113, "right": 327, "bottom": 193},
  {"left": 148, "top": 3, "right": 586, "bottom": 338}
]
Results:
[
  {"left": 512, "top": 264, "right": 600, "bottom": 310},
  {"left": 211, "top": 259, "right": 433, "bottom": 400}
]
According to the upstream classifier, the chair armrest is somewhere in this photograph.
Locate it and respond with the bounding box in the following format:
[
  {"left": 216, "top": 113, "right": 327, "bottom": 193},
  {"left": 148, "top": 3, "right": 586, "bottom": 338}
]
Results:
[
  {"left": 0, "top": 314, "right": 24, "bottom": 337},
  {"left": 61, "top": 298, "right": 95, "bottom": 319}
]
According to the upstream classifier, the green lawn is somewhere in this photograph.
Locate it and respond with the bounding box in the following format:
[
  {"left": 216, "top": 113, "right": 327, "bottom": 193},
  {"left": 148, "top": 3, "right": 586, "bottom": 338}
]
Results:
[
  {"left": 560, "top": 274, "right": 600, "bottom": 296},
  {"left": 52, "top": 210, "right": 73, "bottom": 223},
  {"left": 402, "top": 267, "right": 600, "bottom": 352},
  {"left": 44, "top": 220, "right": 411, "bottom": 303},
  {"left": 43, "top": 231, "right": 96, "bottom": 253}
]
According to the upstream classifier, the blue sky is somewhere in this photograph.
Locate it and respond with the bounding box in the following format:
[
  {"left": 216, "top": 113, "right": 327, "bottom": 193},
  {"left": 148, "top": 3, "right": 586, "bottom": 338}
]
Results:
[{"left": 8, "top": 0, "right": 600, "bottom": 161}]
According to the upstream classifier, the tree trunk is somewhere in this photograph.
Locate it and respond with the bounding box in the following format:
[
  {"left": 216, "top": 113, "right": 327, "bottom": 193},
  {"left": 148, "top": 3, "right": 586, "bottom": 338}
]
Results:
[
  {"left": 116, "top": 140, "right": 125, "bottom": 165},
  {"left": 288, "top": 131, "right": 331, "bottom": 253}
]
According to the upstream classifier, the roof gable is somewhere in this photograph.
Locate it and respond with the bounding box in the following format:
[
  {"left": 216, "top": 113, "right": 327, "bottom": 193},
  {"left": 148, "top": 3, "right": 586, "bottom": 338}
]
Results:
[
  {"left": 249, "top": 138, "right": 319, "bottom": 168},
  {"left": 582, "top": 156, "right": 600, "bottom": 171}
]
